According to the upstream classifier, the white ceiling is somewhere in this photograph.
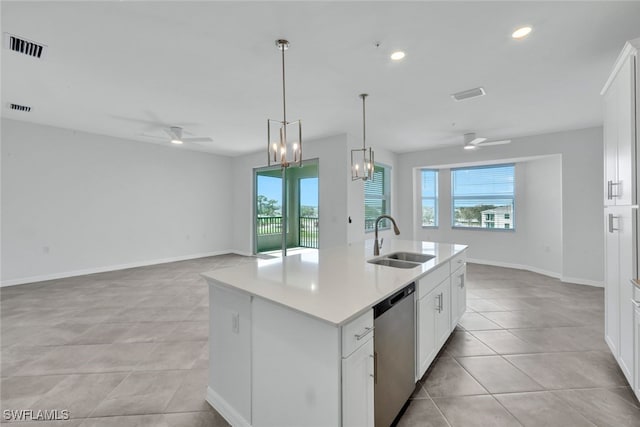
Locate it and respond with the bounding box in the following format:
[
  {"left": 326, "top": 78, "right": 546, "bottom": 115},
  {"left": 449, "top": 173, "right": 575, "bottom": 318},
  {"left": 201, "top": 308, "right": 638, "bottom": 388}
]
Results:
[{"left": 2, "top": 1, "right": 640, "bottom": 156}]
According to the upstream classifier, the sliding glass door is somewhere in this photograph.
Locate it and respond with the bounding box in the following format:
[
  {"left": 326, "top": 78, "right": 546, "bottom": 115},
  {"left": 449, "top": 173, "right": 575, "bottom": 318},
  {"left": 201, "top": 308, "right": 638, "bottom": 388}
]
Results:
[{"left": 254, "top": 159, "right": 319, "bottom": 256}]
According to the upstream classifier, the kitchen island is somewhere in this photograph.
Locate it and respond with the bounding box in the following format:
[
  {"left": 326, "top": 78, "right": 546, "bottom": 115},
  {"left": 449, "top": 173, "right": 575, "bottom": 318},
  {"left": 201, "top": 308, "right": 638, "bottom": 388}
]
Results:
[{"left": 202, "top": 240, "right": 467, "bottom": 427}]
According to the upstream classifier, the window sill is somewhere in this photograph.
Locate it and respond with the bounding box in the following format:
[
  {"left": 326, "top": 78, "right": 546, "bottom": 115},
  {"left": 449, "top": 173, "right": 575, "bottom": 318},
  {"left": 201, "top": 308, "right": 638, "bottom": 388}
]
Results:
[
  {"left": 365, "top": 226, "right": 390, "bottom": 234},
  {"left": 421, "top": 226, "right": 438, "bottom": 229},
  {"left": 451, "top": 226, "right": 515, "bottom": 232}
]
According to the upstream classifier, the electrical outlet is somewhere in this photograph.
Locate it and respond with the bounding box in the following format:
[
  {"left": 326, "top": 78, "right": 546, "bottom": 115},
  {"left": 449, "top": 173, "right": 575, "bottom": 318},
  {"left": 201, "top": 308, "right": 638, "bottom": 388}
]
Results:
[{"left": 231, "top": 312, "right": 239, "bottom": 334}]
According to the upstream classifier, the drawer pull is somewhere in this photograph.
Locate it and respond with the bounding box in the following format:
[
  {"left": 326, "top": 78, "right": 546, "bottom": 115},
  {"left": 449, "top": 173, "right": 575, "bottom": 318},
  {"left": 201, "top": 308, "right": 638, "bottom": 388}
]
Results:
[{"left": 355, "top": 327, "right": 374, "bottom": 341}]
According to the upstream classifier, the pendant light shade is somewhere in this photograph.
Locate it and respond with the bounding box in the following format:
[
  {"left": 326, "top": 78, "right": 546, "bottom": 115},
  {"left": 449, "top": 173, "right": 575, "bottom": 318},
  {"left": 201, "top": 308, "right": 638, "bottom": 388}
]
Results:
[
  {"left": 351, "top": 94, "right": 374, "bottom": 181},
  {"left": 267, "top": 39, "right": 302, "bottom": 168}
]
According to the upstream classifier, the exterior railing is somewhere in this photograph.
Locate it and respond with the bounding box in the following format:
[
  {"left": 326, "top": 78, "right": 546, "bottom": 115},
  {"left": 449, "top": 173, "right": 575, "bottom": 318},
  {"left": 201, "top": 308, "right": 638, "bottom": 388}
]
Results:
[
  {"left": 256, "top": 216, "right": 282, "bottom": 235},
  {"left": 299, "top": 216, "right": 319, "bottom": 248},
  {"left": 256, "top": 216, "right": 319, "bottom": 250}
]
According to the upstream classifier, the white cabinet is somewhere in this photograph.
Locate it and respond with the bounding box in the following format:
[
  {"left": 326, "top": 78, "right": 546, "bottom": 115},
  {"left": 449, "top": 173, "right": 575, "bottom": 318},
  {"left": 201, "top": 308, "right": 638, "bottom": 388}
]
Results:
[
  {"left": 450, "top": 265, "right": 466, "bottom": 328},
  {"left": 602, "top": 38, "right": 640, "bottom": 395},
  {"left": 342, "top": 338, "right": 374, "bottom": 427},
  {"left": 435, "top": 280, "right": 451, "bottom": 348},
  {"left": 603, "top": 47, "right": 636, "bottom": 206},
  {"left": 605, "top": 207, "right": 621, "bottom": 355},
  {"left": 634, "top": 299, "right": 640, "bottom": 401},
  {"left": 416, "top": 261, "right": 459, "bottom": 379},
  {"left": 416, "top": 285, "right": 439, "bottom": 378}
]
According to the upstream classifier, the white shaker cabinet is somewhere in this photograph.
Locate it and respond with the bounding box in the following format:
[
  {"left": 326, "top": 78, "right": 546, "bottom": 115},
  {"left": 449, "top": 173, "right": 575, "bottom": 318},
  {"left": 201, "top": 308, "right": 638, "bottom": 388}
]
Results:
[
  {"left": 634, "top": 298, "right": 640, "bottom": 400},
  {"left": 603, "top": 46, "right": 636, "bottom": 206},
  {"left": 416, "top": 253, "right": 465, "bottom": 380},
  {"left": 602, "top": 37, "right": 640, "bottom": 397},
  {"left": 342, "top": 338, "right": 374, "bottom": 427},
  {"left": 450, "top": 263, "right": 467, "bottom": 328}
]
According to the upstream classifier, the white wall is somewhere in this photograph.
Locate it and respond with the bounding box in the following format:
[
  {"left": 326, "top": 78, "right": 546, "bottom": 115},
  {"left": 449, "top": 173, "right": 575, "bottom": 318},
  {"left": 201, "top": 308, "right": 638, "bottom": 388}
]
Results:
[
  {"left": 1, "top": 118, "right": 234, "bottom": 285},
  {"left": 231, "top": 133, "right": 399, "bottom": 254},
  {"left": 398, "top": 127, "right": 603, "bottom": 286},
  {"left": 414, "top": 157, "right": 562, "bottom": 278}
]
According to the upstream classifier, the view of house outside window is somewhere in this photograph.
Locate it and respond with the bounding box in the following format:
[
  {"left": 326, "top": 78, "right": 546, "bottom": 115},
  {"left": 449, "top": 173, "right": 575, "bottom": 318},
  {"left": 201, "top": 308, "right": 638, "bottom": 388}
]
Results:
[{"left": 451, "top": 164, "right": 515, "bottom": 230}]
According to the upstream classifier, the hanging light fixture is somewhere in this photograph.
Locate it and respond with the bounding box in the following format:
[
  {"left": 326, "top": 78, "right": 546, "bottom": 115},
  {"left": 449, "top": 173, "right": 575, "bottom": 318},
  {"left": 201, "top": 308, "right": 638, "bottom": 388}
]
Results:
[
  {"left": 267, "top": 39, "right": 302, "bottom": 168},
  {"left": 351, "top": 93, "right": 374, "bottom": 181}
]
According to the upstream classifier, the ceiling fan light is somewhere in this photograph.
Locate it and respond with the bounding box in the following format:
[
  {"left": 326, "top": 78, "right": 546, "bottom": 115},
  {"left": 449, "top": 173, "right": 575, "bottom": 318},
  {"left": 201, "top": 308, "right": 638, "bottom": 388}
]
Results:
[
  {"left": 463, "top": 144, "right": 477, "bottom": 150},
  {"left": 171, "top": 139, "right": 183, "bottom": 145}
]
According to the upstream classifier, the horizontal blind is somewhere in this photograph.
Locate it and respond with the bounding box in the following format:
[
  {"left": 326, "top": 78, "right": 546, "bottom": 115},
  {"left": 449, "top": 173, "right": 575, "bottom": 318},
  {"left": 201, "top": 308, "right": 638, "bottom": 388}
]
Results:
[
  {"left": 452, "top": 164, "right": 515, "bottom": 229},
  {"left": 421, "top": 169, "right": 438, "bottom": 226}
]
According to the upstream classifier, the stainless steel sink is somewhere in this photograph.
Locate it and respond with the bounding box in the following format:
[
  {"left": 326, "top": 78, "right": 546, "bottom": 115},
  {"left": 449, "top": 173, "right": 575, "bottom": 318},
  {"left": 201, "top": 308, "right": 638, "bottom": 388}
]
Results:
[
  {"left": 368, "top": 258, "right": 419, "bottom": 269},
  {"left": 386, "top": 252, "right": 435, "bottom": 263}
]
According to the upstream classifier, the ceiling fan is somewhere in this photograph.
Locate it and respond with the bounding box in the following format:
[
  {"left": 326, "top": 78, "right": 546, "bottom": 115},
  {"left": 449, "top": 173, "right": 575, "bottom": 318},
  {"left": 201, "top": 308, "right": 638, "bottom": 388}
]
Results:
[
  {"left": 141, "top": 126, "right": 213, "bottom": 146},
  {"left": 463, "top": 132, "right": 511, "bottom": 150}
]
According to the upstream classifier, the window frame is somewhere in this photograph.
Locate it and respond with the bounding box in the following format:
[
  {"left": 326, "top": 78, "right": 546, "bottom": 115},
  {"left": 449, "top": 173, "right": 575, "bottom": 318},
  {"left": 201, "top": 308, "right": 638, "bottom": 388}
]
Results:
[
  {"left": 364, "top": 163, "right": 391, "bottom": 233},
  {"left": 420, "top": 168, "right": 439, "bottom": 228},
  {"left": 450, "top": 163, "right": 516, "bottom": 232}
]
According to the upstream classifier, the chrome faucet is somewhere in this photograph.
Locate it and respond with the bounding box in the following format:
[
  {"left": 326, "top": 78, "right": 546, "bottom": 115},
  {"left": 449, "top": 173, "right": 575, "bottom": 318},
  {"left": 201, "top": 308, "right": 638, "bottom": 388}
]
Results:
[{"left": 374, "top": 215, "right": 400, "bottom": 256}]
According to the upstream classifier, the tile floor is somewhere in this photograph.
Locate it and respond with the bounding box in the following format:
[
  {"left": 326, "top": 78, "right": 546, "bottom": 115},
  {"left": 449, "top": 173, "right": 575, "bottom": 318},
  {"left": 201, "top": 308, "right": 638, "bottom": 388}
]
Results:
[{"left": 1, "top": 257, "right": 639, "bottom": 426}]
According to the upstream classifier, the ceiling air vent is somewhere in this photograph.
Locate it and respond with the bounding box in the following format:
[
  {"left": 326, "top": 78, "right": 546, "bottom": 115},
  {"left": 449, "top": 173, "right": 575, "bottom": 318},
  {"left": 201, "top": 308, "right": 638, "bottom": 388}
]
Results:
[
  {"left": 3, "top": 33, "right": 47, "bottom": 59},
  {"left": 9, "top": 103, "right": 31, "bottom": 112},
  {"left": 451, "top": 87, "right": 486, "bottom": 101}
]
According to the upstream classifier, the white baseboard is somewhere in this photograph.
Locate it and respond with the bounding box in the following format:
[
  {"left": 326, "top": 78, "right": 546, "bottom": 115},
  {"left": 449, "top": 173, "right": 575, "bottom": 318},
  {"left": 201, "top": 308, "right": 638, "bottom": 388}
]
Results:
[
  {"left": 559, "top": 276, "right": 604, "bottom": 288},
  {"left": 466, "top": 258, "right": 603, "bottom": 288},
  {"left": 0, "top": 250, "right": 240, "bottom": 287},
  {"left": 206, "top": 386, "right": 251, "bottom": 427}
]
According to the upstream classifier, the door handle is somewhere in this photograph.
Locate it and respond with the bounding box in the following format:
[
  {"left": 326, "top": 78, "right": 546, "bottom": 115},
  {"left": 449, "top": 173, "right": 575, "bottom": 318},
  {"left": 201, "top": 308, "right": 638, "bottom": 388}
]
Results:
[
  {"left": 355, "top": 327, "right": 374, "bottom": 341},
  {"left": 435, "top": 294, "right": 441, "bottom": 313},
  {"left": 608, "top": 181, "right": 620, "bottom": 199},
  {"left": 459, "top": 275, "right": 465, "bottom": 289},
  {"left": 608, "top": 213, "right": 620, "bottom": 233}
]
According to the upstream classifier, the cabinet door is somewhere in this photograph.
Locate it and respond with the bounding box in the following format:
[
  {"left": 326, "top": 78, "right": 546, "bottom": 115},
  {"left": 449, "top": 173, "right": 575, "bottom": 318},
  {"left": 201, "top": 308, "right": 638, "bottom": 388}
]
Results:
[
  {"left": 435, "top": 279, "right": 451, "bottom": 348},
  {"left": 605, "top": 208, "right": 620, "bottom": 356},
  {"left": 634, "top": 302, "right": 640, "bottom": 401},
  {"left": 615, "top": 54, "right": 636, "bottom": 205},
  {"left": 416, "top": 291, "right": 437, "bottom": 379},
  {"left": 450, "top": 266, "right": 466, "bottom": 330},
  {"left": 603, "top": 74, "right": 619, "bottom": 206},
  {"left": 619, "top": 207, "right": 635, "bottom": 383},
  {"left": 342, "top": 338, "right": 374, "bottom": 427}
]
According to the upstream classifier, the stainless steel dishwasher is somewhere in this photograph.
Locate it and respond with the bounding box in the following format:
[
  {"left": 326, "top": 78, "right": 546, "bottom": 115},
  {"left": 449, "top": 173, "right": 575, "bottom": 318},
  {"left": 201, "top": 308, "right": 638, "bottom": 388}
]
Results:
[{"left": 373, "top": 282, "right": 416, "bottom": 427}]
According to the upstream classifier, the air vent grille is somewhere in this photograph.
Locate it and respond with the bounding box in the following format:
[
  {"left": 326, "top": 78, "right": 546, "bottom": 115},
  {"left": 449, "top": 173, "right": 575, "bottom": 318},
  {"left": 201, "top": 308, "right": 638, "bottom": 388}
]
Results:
[
  {"left": 452, "top": 87, "right": 486, "bottom": 101},
  {"left": 9, "top": 103, "right": 31, "bottom": 112},
  {"left": 3, "top": 33, "right": 47, "bottom": 59}
]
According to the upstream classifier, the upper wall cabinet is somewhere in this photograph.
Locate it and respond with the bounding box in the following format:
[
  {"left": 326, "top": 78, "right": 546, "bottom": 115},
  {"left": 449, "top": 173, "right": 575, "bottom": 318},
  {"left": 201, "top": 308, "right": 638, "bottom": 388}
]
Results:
[{"left": 602, "top": 39, "right": 639, "bottom": 206}]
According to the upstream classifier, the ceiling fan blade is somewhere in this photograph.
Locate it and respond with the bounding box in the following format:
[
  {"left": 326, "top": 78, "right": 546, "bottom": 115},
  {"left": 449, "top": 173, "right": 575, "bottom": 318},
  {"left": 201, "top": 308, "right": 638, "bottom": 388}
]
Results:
[
  {"left": 183, "top": 137, "right": 213, "bottom": 143},
  {"left": 477, "top": 139, "right": 511, "bottom": 146},
  {"left": 139, "top": 133, "right": 167, "bottom": 140}
]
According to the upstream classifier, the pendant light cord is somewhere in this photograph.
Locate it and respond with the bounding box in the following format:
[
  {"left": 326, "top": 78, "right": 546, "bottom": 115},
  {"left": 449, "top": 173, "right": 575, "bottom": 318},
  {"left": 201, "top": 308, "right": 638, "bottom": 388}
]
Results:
[
  {"left": 360, "top": 94, "right": 368, "bottom": 150},
  {"left": 281, "top": 43, "right": 287, "bottom": 139}
]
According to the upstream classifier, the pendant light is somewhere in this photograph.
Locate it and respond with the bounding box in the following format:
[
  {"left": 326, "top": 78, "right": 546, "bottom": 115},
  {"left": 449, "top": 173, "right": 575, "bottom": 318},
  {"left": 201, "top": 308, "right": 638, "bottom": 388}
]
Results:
[
  {"left": 351, "top": 94, "right": 374, "bottom": 181},
  {"left": 267, "top": 39, "right": 302, "bottom": 168}
]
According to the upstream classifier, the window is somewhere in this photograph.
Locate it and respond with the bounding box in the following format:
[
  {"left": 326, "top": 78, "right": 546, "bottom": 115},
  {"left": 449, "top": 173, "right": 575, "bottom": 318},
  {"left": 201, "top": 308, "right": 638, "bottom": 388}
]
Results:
[
  {"left": 365, "top": 164, "right": 391, "bottom": 231},
  {"left": 421, "top": 169, "right": 438, "bottom": 227},
  {"left": 451, "top": 164, "right": 515, "bottom": 230}
]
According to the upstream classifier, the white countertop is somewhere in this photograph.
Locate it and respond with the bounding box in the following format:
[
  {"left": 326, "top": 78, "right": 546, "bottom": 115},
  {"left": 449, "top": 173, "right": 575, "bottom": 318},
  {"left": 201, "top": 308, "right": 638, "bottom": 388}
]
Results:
[{"left": 202, "top": 240, "right": 467, "bottom": 325}]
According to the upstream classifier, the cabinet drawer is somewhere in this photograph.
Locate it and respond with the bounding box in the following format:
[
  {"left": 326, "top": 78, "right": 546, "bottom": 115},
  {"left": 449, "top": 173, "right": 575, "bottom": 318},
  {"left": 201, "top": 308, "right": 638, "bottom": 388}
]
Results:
[
  {"left": 450, "top": 251, "right": 467, "bottom": 274},
  {"left": 342, "top": 309, "right": 374, "bottom": 358},
  {"left": 418, "top": 263, "right": 449, "bottom": 299}
]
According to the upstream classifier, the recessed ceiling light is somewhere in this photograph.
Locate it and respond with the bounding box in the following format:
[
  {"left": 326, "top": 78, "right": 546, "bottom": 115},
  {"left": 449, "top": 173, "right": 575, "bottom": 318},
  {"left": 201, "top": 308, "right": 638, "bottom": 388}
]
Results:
[
  {"left": 512, "top": 26, "right": 532, "bottom": 39},
  {"left": 390, "top": 51, "right": 405, "bottom": 61}
]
